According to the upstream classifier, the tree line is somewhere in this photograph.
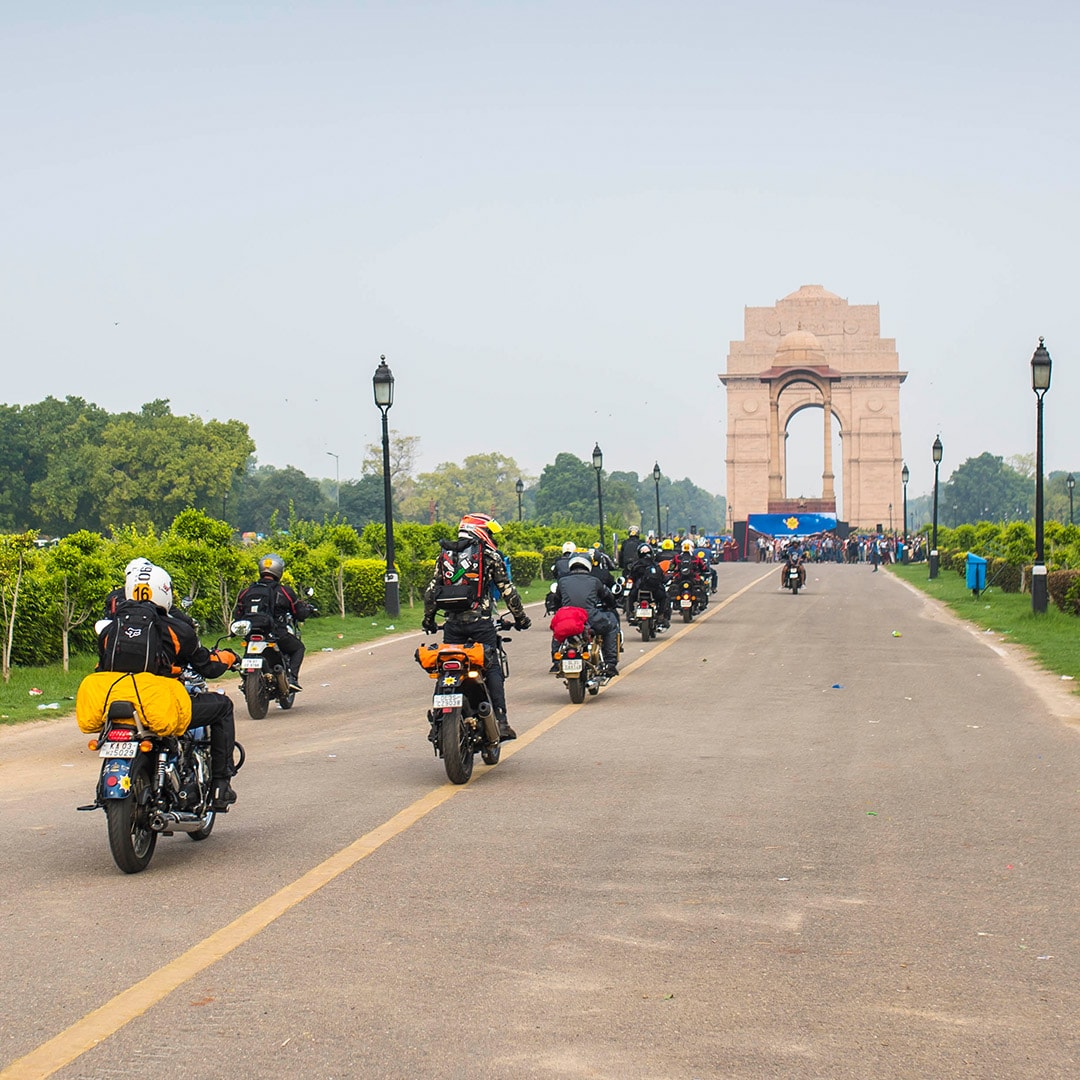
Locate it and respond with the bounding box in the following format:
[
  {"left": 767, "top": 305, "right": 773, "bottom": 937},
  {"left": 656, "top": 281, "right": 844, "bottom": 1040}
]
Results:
[{"left": 1, "top": 397, "right": 726, "bottom": 536}]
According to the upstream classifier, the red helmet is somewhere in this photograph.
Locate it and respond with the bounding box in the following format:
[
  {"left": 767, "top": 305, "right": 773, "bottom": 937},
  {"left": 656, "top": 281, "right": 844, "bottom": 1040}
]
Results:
[{"left": 458, "top": 513, "right": 502, "bottom": 551}]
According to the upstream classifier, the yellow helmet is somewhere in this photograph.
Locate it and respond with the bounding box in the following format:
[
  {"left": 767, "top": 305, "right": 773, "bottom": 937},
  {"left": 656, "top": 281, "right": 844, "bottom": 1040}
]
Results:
[{"left": 661, "top": 539, "right": 674, "bottom": 550}]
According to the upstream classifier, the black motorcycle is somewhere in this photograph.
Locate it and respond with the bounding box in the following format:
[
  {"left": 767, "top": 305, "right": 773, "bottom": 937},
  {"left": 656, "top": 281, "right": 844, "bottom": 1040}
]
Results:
[
  {"left": 231, "top": 615, "right": 297, "bottom": 718},
  {"left": 415, "top": 617, "right": 518, "bottom": 784},
  {"left": 78, "top": 691, "right": 245, "bottom": 874}
]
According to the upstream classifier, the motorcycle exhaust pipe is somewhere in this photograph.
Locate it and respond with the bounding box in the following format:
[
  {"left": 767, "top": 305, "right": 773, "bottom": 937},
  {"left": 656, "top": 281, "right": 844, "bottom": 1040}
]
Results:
[
  {"left": 476, "top": 701, "right": 500, "bottom": 746},
  {"left": 150, "top": 810, "right": 212, "bottom": 833}
]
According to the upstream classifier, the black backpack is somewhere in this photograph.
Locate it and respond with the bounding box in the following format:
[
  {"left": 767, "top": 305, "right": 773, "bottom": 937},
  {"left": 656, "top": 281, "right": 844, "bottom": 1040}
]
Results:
[
  {"left": 100, "top": 600, "right": 169, "bottom": 675},
  {"left": 238, "top": 581, "right": 282, "bottom": 629},
  {"left": 432, "top": 539, "right": 485, "bottom": 613}
]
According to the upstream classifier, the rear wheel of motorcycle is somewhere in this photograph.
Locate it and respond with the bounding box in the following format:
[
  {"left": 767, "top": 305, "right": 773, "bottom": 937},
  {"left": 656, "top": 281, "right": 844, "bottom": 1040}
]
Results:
[
  {"left": 188, "top": 808, "right": 216, "bottom": 842},
  {"left": 639, "top": 618, "right": 651, "bottom": 641},
  {"left": 567, "top": 677, "right": 586, "bottom": 704},
  {"left": 244, "top": 673, "right": 270, "bottom": 719},
  {"left": 105, "top": 757, "right": 157, "bottom": 874},
  {"left": 480, "top": 742, "right": 501, "bottom": 766},
  {"left": 439, "top": 708, "right": 473, "bottom": 785},
  {"left": 682, "top": 607, "right": 693, "bottom": 623}
]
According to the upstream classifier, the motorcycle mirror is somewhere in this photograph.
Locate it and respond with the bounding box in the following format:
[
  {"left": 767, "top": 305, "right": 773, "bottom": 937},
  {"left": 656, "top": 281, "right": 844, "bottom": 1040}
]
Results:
[
  {"left": 230, "top": 619, "right": 252, "bottom": 638},
  {"left": 548, "top": 582, "right": 558, "bottom": 593},
  {"left": 306, "top": 587, "right": 315, "bottom": 596},
  {"left": 181, "top": 596, "right": 194, "bottom": 609}
]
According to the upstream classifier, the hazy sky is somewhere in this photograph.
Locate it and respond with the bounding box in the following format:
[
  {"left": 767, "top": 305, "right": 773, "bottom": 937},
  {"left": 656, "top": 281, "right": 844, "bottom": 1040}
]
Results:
[{"left": 4, "top": 1, "right": 1079, "bottom": 514}]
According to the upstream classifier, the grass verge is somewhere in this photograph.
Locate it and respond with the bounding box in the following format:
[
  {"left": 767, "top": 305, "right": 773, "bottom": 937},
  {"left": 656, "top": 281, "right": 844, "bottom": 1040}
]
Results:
[
  {"left": 889, "top": 562, "right": 1080, "bottom": 687},
  {"left": 0, "top": 581, "right": 552, "bottom": 726}
]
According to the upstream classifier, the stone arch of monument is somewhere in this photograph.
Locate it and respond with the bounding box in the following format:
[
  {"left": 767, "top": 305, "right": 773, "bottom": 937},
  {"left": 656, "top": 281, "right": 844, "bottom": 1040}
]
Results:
[{"left": 718, "top": 285, "right": 906, "bottom": 530}]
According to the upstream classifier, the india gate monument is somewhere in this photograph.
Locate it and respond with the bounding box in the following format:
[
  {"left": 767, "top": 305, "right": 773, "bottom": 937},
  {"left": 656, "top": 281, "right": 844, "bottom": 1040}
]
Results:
[{"left": 719, "top": 285, "right": 906, "bottom": 533}]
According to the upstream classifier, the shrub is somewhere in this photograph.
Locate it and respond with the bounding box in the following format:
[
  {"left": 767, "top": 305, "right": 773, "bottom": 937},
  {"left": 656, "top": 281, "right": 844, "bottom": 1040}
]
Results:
[
  {"left": 1047, "top": 569, "right": 1080, "bottom": 615},
  {"left": 988, "top": 559, "right": 1023, "bottom": 593},
  {"left": 342, "top": 558, "right": 390, "bottom": 616},
  {"left": 509, "top": 551, "right": 541, "bottom": 586},
  {"left": 540, "top": 546, "right": 563, "bottom": 579}
]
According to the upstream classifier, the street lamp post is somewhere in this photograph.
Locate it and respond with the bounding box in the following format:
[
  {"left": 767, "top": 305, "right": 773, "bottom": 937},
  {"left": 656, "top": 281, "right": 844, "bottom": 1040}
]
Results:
[
  {"left": 372, "top": 356, "right": 399, "bottom": 618},
  {"left": 1067, "top": 473, "right": 1075, "bottom": 526},
  {"left": 1031, "top": 338, "right": 1052, "bottom": 613},
  {"left": 652, "top": 463, "right": 662, "bottom": 539},
  {"left": 592, "top": 443, "right": 605, "bottom": 553},
  {"left": 326, "top": 451, "right": 340, "bottom": 511},
  {"left": 929, "top": 435, "right": 942, "bottom": 579},
  {"left": 901, "top": 463, "right": 910, "bottom": 562},
  {"left": 664, "top": 505, "right": 670, "bottom": 535},
  {"left": 515, "top": 478, "right": 524, "bottom": 522},
  {"left": 888, "top": 503, "right": 893, "bottom": 535}
]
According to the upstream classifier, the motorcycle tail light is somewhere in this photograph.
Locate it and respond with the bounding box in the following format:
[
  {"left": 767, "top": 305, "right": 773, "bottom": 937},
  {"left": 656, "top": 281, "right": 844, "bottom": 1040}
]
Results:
[
  {"left": 105, "top": 728, "right": 134, "bottom": 741},
  {"left": 442, "top": 660, "right": 462, "bottom": 671},
  {"left": 566, "top": 650, "right": 577, "bottom": 658}
]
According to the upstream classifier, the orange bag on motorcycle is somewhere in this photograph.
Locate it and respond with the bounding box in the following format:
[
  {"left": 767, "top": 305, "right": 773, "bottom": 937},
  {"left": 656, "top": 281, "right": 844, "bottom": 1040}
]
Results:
[
  {"left": 414, "top": 642, "right": 486, "bottom": 673},
  {"left": 550, "top": 606, "right": 588, "bottom": 640},
  {"left": 75, "top": 671, "right": 193, "bottom": 736}
]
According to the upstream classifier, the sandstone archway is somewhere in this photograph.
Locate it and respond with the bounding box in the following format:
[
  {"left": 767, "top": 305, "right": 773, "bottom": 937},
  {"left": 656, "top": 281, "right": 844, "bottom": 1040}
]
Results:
[{"left": 719, "top": 285, "right": 906, "bottom": 530}]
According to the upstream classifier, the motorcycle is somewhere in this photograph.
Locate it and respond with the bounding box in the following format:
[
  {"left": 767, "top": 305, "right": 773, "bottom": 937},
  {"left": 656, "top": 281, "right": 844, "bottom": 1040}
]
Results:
[
  {"left": 230, "top": 615, "right": 297, "bottom": 718},
  {"left": 628, "top": 586, "right": 660, "bottom": 641},
  {"left": 550, "top": 606, "right": 607, "bottom": 704},
  {"left": 77, "top": 687, "right": 245, "bottom": 874},
  {"left": 415, "top": 617, "right": 518, "bottom": 785},
  {"left": 782, "top": 558, "right": 805, "bottom": 595},
  {"left": 671, "top": 572, "right": 708, "bottom": 622}
]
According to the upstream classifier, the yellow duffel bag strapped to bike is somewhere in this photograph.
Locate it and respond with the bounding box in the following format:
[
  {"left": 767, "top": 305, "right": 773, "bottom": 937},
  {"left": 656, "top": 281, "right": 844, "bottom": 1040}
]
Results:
[{"left": 75, "top": 671, "right": 193, "bottom": 736}]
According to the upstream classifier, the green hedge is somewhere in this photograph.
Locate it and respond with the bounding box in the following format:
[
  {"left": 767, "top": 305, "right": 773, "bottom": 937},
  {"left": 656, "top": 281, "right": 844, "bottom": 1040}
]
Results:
[
  {"left": 509, "top": 551, "right": 541, "bottom": 586},
  {"left": 1048, "top": 569, "right": 1080, "bottom": 615}
]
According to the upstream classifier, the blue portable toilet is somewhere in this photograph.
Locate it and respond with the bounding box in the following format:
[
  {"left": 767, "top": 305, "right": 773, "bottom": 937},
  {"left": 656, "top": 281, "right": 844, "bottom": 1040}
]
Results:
[{"left": 965, "top": 553, "right": 987, "bottom": 597}]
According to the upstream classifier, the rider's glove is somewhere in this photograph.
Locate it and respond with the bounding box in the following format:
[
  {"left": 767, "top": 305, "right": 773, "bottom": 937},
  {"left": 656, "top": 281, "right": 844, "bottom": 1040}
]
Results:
[
  {"left": 515, "top": 615, "right": 532, "bottom": 631},
  {"left": 421, "top": 615, "right": 437, "bottom": 634},
  {"left": 212, "top": 648, "right": 239, "bottom": 669}
]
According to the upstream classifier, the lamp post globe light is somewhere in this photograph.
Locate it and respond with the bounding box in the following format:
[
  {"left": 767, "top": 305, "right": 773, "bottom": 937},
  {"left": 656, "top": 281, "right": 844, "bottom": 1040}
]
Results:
[
  {"left": 515, "top": 478, "right": 524, "bottom": 522},
  {"left": 372, "top": 355, "right": 399, "bottom": 618},
  {"left": 1068, "top": 473, "right": 1075, "bottom": 526},
  {"left": 929, "top": 435, "right": 943, "bottom": 580},
  {"left": 652, "top": 462, "right": 662, "bottom": 539},
  {"left": 901, "top": 463, "right": 910, "bottom": 562},
  {"left": 1030, "top": 338, "right": 1053, "bottom": 614},
  {"left": 592, "top": 443, "right": 605, "bottom": 553}
]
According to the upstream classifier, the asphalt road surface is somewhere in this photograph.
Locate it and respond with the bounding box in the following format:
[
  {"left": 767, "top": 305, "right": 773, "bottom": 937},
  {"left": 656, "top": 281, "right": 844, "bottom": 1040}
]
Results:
[{"left": 2, "top": 562, "right": 1079, "bottom": 1080}]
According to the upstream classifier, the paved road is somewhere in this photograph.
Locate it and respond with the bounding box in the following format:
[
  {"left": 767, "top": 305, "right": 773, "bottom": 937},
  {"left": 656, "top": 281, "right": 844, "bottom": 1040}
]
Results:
[{"left": 2, "top": 562, "right": 1079, "bottom": 1079}]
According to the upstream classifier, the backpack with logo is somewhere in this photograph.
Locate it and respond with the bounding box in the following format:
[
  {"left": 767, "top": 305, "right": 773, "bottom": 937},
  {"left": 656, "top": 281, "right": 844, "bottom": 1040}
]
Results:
[
  {"left": 99, "top": 600, "right": 169, "bottom": 675},
  {"left": 238, "top": 581, "right": 281, "bottom": 631},
  {"left": 432, "top": 539, "right": 486, "bottom": 613}
]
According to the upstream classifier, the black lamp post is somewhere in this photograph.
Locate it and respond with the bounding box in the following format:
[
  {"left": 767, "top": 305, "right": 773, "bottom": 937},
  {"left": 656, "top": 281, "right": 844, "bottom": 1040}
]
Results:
[
  {"left": 664, "top": 505, "right": 670, "bottom": 535},
  {"left": 372, "top": 355, "right": 399, "bottom": 618},
  {"left": 592, "top": 443, "right": 605, "bottom": 553},
  {"left": 929, "top": 435, "right": 942, "bottom": 579},
  {"left": 1068, "top": 473, "right": 1075, "bottom": 526},
  {"left": 652, "top": 462, "right": 662, "bottom": 539},
  {"left": 901, "top": 463, "right": 910, "bottom": 562},
  {"left": 515, "top": 478, "right": 524, "bottom": 522},
  {"left": 1031, "top": 338, "right": 1052, "bottom": 613}
]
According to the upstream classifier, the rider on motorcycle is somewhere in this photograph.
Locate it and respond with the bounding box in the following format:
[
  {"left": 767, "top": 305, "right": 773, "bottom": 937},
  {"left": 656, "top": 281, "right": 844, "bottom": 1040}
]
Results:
[
  {"left": 234, "top": 554, "right": 314, "bottom": 691},
  {"left": 617, "top": 525, "right": 642, "bottom": 575},
  {"left": 422, "top": 514, "right": 531, "bottom": 741},
  {"left": 98, "top": 563, "right": 241, "bottom": 811},
  {"left": 552, "top": 553, "right": 621, "bottom": 677},
  {"left": 780, "top": 543, "right": 807, "bottom": 588},
  {"left": 627, "top": 543, "right": 672, "bottom": 628}
]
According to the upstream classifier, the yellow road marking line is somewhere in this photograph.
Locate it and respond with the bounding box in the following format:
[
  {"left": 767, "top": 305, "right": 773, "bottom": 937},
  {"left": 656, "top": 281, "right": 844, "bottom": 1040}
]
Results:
[{"left": 2, "top": 569, "right": 773, "bottom": 1080}]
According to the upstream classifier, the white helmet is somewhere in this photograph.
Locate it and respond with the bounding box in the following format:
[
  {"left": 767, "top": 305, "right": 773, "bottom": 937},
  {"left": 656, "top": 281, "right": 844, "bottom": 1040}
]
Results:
[
  {"left": 568, "top": 554, "right": 592, "bottom": 573},
  {"left": 124, "top": 557, "right": 152, "bottom": 581},
  {"left": 561, "top": 541, "right": 576, "bottom": 554},
  {"left": 125, "top": 563, "right": 173, "bottom": 612}
]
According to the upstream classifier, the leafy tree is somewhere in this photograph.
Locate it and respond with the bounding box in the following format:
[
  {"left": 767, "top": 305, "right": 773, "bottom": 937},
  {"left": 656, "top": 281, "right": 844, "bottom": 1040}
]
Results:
[
  {"left": 339, "top": 474, "right": 388, "bottom": 527},
  {"left": 534, "top": 453, "right": 603, "bottom": 525},
  {"left": 0, "top": 534, "right": 37, "bottom": 681},
  {"left": 232, "top": 462, "right": 333, "bottom": 534},
  {"left": 405, "top": 453, "right": 533, "bottom": 525},
  {"left": 41, "top": 530, "right": 113, "bottom": 670},
  {"left": 940, "top": 453, "right": 1031, "bottom": 526}
]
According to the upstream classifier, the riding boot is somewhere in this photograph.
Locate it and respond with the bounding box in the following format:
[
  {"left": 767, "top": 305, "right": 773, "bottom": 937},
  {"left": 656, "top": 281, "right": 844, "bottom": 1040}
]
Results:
[
  {"left": 212, "top": 777, "right": 238, "bottom": 811},
  {"left": 496, "top": 713, "right": 517, "bottom": 741}
]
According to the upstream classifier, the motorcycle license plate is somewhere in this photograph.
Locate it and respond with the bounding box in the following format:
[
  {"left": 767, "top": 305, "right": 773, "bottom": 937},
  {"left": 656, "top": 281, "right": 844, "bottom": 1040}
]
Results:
[
  {"left": 681, "top": 598, "right": 692, "bottom": 608},
  {"left": 638, "top": 607, "right": 653, "bottom": 618},
  {"left": 789, "top": 572, "right": 799, "bottom": 579},
  {"left": 99, "top": 741, "right": 137, "bottom": 758},
  {"left": 240, "top": 658, "right": 263, "bottom": 671},
  {"left": 561, "top": 659, "right": 583, "bottom": 673},
  {"left": 433, "top": 693, "right": 463, "bottom": 708}
]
